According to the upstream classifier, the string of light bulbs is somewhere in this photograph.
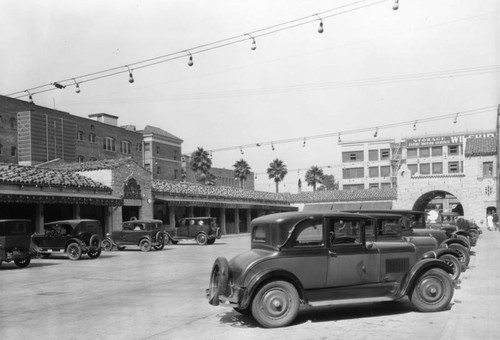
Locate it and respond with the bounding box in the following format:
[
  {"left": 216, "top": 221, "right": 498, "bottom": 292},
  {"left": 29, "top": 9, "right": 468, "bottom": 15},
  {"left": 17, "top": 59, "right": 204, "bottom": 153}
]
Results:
[
  {"left": 207, "top": 105, "right": 497, "bottom": 155},
  {"left": 7, "top": 0, "right": 399, "bottom": 101}
]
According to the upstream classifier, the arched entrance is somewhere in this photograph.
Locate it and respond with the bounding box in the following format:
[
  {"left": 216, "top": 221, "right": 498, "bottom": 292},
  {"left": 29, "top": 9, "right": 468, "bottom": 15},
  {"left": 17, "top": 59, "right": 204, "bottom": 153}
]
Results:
[{"left": 412, "top": 190, "right": 464, "bottom": 221}]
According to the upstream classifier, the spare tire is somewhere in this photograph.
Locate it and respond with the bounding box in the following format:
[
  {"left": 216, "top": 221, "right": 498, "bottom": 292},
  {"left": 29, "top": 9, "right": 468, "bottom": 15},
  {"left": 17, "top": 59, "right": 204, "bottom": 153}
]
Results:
[{"left": 208, "top": 257, "right": 229, "bottom": 306}]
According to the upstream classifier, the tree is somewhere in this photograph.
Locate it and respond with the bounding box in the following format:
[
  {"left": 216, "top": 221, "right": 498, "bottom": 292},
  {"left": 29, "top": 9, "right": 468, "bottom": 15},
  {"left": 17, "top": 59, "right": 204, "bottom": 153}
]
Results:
[
  {"left": 317, "top": 174, "right": 339, "bottom": 191},
  {"left": 233, "top": 159, "right": 252, "bottom": 189},
  {"left": 267, "top": 158, "right": 288, "bottom": 193},
  {"left": 305, "top": 166, "right": 324, "bottom": 191},
  {"left": 190, "top": 147, "right": 212, "bottom": 184}
]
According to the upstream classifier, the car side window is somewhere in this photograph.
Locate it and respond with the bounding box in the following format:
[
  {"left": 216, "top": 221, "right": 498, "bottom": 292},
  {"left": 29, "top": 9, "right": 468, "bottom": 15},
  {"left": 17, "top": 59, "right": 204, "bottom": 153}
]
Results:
[
  {"left": 292, "top": 220, "right": 324, "bottom": 247},
  {"left": 328, "top": 219, "right": 362, "bottom": 245}
]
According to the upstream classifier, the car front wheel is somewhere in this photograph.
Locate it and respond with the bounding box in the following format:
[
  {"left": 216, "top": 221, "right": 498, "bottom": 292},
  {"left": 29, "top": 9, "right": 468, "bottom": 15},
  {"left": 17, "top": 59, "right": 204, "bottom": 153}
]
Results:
[
  {"left": 448, "top": 243, "right": 470, "bottom": 268},
  {"left": 438, "top": 254, "right": 461, "bottom": 280},
  {"left": 410, "top": 268, "right": 454, "bottom": 312},
  {"left": 251, "top": 280, "right": 300, "bottom": 328},
  {"left": 102, "top": 238, "right": 113, "bottom": 251},
  {"left": 67, "top": 242, "right": 82, "bottom": 260},
  {"left": 14, "top": 258, "right": 31, "bottom": 268},
  {"left": 196, "top": 233, "right": 208, "bottom": 245},
  {"left": 139, "top": 239, "right": 152, "bottom": 252}
]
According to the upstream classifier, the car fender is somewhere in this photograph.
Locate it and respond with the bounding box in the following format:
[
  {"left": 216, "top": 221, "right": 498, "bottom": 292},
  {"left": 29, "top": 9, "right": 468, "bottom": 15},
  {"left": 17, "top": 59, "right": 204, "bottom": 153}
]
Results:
[
  {"left": 239, "top": 268, "right": 305, "bottom": 310},
  {"left": 454, "top": 230, "right": 471, "bottom": 238},
  {"left": 396, "top": 259, "right": 453, "bottom": 299},
  {"left": 442, "top": 237, "right": 468, "bottom": 248},
  {"left": 66, "top": 238, "right": 85, "bottom": 250},
  {"left": 426, "top": 247, "right": 461, "bottom": 259},
  {"left": 163, "top": 231, "right": 174, "bottom": 242},
  {"left": 137, "top": 235, "right": 152, "bottom": 246}
]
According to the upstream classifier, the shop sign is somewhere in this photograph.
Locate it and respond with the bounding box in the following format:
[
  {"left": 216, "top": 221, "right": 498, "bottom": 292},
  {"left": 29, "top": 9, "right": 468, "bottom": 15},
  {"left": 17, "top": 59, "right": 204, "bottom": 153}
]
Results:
[{"left": 407, "top": 132, "right": 496, "bottom": 147}]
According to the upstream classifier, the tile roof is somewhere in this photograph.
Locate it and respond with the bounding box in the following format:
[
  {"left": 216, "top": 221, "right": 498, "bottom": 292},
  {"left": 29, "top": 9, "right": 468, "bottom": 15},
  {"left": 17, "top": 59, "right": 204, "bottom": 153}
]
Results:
[
  {"left": 0, "top": 163, "right": 110, "bottom": 189},
  {"left": 44, "top": 157, "right": 140, "bottom": 172},
  {"left": 287, "top": 188, "right": 397, "bottom": 203},
  {"left": 465, "top": 136, "right": 497, "bottom": 157},
  {"left": 141, "top": 125, "right": 183, "bottom": 142}
]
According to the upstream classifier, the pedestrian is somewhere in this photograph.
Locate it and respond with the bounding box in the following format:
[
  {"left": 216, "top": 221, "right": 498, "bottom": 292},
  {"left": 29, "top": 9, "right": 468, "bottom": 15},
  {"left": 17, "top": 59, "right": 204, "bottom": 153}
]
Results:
[
  {"left": 487, "top": 213, "right": 494, "bottom": 231},
  {"left": 493, "top": 212, "right": 499, "bottom": 231}
]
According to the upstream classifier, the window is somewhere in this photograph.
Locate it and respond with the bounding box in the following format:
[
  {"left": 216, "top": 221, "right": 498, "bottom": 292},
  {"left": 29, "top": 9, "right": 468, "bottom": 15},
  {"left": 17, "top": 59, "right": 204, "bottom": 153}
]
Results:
[
  {"left": 145, "top": 163, "right": 151, "bottom": 171},
  {"left": 90, "top": 124, "right": 95, "bottom": 131},
  {"left": 407, "top": 148, "right": 418, "bottom": 158},
  {"left": 77, "top": 131, "right": 84, "bottom": 141},
  {"left": 327, "top": 219, "right": 361, "bottom": 245},
  {"left": 293, "top": 220, "right": 323, "bottom": 247},
  {"left": 368, "top": 150, "right": 378, "bottom": 161},
  {"left": 121, "top": 141, "right": 131, "bottom": 154},
  {"left": 419, "top": 148, "right": 430, "bottom": 158},
  {"left": 381, "top": 183, "right": 391, "bottom": 189},
  {"left": 174, "top": 169, "right": 178, "bottom": 179},
  {"left": 343, "top": 184, "right": 364, "bottom": 190},
  {"left": 10, "top": 117, "right": 16, "bottom": 129},
  {"left": 0, "top": 144, "right": 2, "bottom": 155},
  {"left": 419, "top": 163, "right": 430, "bottom": 175},
  {"left": 77, "top": 155, "right": 84, "bottom": 162},
  {"left": 89, "top": 134, "right": 96, "bottom": 143},
  {"left": 448, "top": 145, "right": 459, "bottom": 155},
  {"left": 343, "top": 167, "right": 364, "bottom": 179},
  {"left": 252, "top": 226, "right": 267, "bottom": 243},
  {"left": 342, "top": 151, "right": 363, "bottom": 162},
  {"left": 156, "top": 146, "right": 160, "bottom": 155},
  {"left": 380, "top": 149, "right": 390, "bottom": 160},
  {"left": 174, "top": 150, "right": 178, "bottom": 161},
  {"left": 144, "top": 143, "right": 150, "bottom": 152},
  {"left": 380, "top": 166, "right": 390, "bottom": 177},
  {"left": 103, "top": 137, "right": 115, "bottom": 151},
  {"left": 137, "top": 143, "right": 142, "bottom": 152},
  {"left": 408, "top": 164, "right": 418, "bottom": 174},
  {"left": 432, "top": 162, "right": 443, "bottom": 174},
  {"left": 369, "top": 167, "right": 379, "bottom": 178},
  {"left": 432, "top": 146, "right": 442, "bottom": 157},
  {"left": 11, "top": 146, "right": 16, "bottom": 156},
  {"left": 448, "top": 161, "right": 459, "bottom": 173},
  {"left": 156, "top": 166, "right": 161, "bottom": 174},
  {"left": 483, "top": 162, "right": 494, "bottom": 177},
  {"left": 369, "top": 183, "right": 379, "bottom": 189}
]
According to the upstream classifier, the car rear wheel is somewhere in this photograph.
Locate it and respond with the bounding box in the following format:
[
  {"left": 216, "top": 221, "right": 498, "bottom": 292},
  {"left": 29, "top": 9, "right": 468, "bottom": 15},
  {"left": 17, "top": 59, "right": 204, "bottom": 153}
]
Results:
[
  {"left": 14, "top": 258, "right": 31, "bottom": 268},
  {"left": 102, "top": 238, "right": 113, "bottom": 251},
  {"left": 139, "top": 239, "right": 152, "bottom": 252},
  {"left": 67, "top": 242, "right": 82, "bottom": 260},
  {"left": 153, "top": 232, "right": 165, "bottom": 250},
  {"left": 208, "top": 257, "right": 229, "bottom": 306},
  {"left": 251, "top": 280, "right": 300, "bottom": 328},
  {"left": 448, "top": 243, "right": 470, "bottom": 268},
  {"left": 411, "top": 268, "right": 453, "bottom": 312},
  {"left": 88, "top": 249, "right": 102, "bottom": 259},
  {"left": 438, "top": 254, "right": 461, "bottom": 280},
  {"left": 196, "top": 233, "right": 208, "bottom": 245},
  {"left": 89, "top": 234, "right": 101, "bottom": 250}
]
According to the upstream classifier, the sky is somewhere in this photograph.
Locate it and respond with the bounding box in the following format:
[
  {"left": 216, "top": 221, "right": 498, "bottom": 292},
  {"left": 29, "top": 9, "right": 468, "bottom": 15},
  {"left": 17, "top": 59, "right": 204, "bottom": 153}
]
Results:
[{"left": 1, "top": 0, "right": 499, "bottom": 192}]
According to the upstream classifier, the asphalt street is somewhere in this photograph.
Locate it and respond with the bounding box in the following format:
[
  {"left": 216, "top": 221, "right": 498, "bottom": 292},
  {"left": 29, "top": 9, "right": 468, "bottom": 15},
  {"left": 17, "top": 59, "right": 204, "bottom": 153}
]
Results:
[{"left": 0, "top": 229, "right": 499, "bottom": 340}]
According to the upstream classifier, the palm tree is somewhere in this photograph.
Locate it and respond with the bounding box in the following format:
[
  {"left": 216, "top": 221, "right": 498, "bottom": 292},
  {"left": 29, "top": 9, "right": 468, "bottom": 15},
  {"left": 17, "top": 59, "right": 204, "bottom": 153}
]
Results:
[
  {"left": 305, "top": 166, "right": 324, "bottom": 191},
  {"left": 190, "top": 147, "right": 212, "bottom": 184},
  {"left": 233, "top": 159, "right": 252, "bottom": 189},
  {"left": 267, "top": 158, "right": 288, "bottom": 193}
]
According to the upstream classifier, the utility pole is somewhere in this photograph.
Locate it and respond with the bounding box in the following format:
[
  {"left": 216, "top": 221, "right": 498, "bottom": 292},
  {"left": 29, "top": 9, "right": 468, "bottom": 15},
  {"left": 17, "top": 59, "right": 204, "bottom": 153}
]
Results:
[{"left": 497, "top": 104, "right": 500, "bottom": 214}]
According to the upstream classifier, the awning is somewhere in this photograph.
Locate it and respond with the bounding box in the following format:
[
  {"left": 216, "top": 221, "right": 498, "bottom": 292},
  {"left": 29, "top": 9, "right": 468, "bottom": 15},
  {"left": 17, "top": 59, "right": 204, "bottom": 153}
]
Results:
[{"left": 303, "top": 201, "right": 392, "bottom": 212}]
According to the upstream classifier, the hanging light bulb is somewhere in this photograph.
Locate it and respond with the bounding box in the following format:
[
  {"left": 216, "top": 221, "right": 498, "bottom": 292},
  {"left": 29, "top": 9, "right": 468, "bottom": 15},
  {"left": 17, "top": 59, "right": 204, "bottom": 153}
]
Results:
[
  {"left": 186, "top": 51, "right": 194, "bottom": 67},
  {"left": 338, "top": 133, "right": 342, "bottom": 143},
  {"left": 240, "top": 147, "right": 244, "bottom": 155},
  {"left": 413, "top": 121, "right": 417, "bottom": 131},
  {"left": 126, "top": 66, "right": 134, "bottom": 83},
  {"left": 453, "top": 113, "right": 458, "bottom": 124},
  {"left": 374, "top": 127, "right": 378, "bottom": 138},
  {"left": 246, "top": 34, "right": 257, "bottom": 50},
  {"left": 393, "top": 0, "right": 399, "bottom": 10},
  {"left": 26, "top": 90, "right": 33, "bottom": 104},
  {"left": 73, "top": 79, "right": 81, "bottom": 94},
  {"left": 271, "top": 142, "right": 275, "bottom": 151},
  {"left": 316, "top": 14, "right": 324, "bottom": 33},
  {"left": 302, "top": 138, "right": 306, "bottom": 147}
]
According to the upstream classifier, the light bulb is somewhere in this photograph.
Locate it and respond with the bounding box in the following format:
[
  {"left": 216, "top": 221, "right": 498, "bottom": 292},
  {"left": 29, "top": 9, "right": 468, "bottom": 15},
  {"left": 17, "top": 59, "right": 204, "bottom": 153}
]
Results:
[
  {"left": 128, "top": 72, "right": 134, "bottom": 83},
  {"left": 318, "top": 21, "right": 324, "bottom": 34},
  {"left": 251, "top": 38, "right": 257, "bottom": 50},
  {"left": 75, "top": 84, "right": 81, "bottom": 93},
  {"left": 393, "top": 0, "right": 399, "bottom": 10},
  {"left": 188, "top": 55, "right": 194, "bottom": 67}
]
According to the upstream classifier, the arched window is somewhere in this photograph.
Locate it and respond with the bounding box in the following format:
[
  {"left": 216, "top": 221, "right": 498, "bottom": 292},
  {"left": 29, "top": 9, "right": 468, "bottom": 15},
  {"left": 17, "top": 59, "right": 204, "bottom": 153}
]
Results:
[{"left": 103, "top": 137, "right": 115, "bottom": 151}]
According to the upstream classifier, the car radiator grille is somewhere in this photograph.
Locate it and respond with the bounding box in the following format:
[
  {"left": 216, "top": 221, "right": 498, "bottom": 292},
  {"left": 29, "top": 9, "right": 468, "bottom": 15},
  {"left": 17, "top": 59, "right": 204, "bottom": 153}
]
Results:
[{"left": 386, "top": 258, "right": 410, "bottom": 273}]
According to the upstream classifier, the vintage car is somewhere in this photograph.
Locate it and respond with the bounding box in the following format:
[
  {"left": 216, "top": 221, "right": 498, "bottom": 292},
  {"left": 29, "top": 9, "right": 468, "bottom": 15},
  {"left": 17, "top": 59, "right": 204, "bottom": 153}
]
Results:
[
  {"left": 102, "top": 219, "right": 165, "bottom": 251},
  {"left": 207, "top": 212, "right": 456, "bottom": 328},
  {"left": 164, "top": 217, "right": 221, "bottom": 245},
  {"left": 0, "top": 219, "right": 32, "bottom": 268},
  {"left": 364, "top": 212, "right": 462, "bottom": 280},
  {"left": 346, "top": 209, "right": 472, "bottom": 268},
  {"left": 31, "top": 219, "right": 102, "bottom": 260}
]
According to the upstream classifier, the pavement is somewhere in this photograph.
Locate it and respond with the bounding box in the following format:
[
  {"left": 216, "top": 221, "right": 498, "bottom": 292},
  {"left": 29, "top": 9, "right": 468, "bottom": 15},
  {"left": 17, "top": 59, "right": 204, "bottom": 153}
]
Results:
[{"left": 0, "top": 229, "right": 499, "bottom": 340}]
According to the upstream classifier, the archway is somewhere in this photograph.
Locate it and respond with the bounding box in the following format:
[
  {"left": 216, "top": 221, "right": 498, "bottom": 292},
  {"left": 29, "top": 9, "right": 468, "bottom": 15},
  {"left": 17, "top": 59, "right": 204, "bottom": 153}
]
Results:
[{"left": 412, "top": 190, "right": 464, "bottom": 222}]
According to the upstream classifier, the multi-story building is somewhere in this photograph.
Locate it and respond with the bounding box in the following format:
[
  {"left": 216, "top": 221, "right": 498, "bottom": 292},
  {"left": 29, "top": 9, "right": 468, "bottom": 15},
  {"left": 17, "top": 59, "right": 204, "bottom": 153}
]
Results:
[
  {"left": 0, "top": 95, "right": 182, "bottom": 181},
  {"left": 340, "top": 131, "right": 496, "bottom": 191}
]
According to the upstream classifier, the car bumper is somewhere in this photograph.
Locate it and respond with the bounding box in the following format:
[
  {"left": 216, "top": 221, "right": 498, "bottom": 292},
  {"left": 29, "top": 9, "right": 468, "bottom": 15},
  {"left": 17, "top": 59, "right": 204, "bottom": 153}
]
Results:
[{"left": 206, "top": 286, "right": 245, "bottom": 307}]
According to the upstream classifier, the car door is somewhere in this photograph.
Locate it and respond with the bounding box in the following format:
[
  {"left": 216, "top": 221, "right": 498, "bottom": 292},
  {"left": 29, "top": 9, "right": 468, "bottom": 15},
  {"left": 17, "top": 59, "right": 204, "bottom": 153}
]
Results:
[
  {"left": 176, "top": 219, "right": 189, "bottom": 238},
  {"left": 325, "top": 217, "right": 379, "bottom": 287}
]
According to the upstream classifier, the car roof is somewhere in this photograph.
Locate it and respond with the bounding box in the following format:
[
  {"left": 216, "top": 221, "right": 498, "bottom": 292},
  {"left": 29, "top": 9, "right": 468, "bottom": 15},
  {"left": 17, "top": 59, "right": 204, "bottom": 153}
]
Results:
[
  {"left": 180, "top": 217, "right": 215, "bottom": 220},
  {"left": 251, "top": 211, "right": 375, "bottom": 225},
  {"left": 123, "top": 219, "right": 163, "bottom": 223},
  {"left": 0, "top": 219, "right": 31, "bottom": 222},
  {"left": 351, "top": 212, "right": 405, "bottom": 218},
  {"left": 44, "top": 219, "right": 99, "bottom": 225}
]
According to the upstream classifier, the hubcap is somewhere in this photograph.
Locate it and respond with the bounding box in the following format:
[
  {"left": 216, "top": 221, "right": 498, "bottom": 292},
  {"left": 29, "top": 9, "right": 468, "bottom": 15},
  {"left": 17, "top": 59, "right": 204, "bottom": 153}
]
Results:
[
  {"left": 261, "top": 288, "right": 290, "bottom": 318},
  {"left": 418, "top": 276, "right": 444, "bottom": 303}
]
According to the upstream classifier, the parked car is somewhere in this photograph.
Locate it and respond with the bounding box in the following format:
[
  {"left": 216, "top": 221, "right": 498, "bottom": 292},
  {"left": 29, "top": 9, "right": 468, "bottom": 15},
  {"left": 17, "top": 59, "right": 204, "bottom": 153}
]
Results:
[
  {"left": 0, "top": 219, "right": 32, "bottom": 268},
  {"left": 102, "top": 219, "right": 165, "bottom": 251},
  {"left": 346, "top": 209, "right": 472, "bottom": 268},
  {"left": 31, "top": 219, "right": 102, "bottom": 260},
  {"left": 364, "top": 212, "right": 462, "bottom": 280},
  {"left": 165, "top": 217, "right": 221, "bottom": 245},
  {"left": 207, "top": 212, "right": 456, "bottom": 328}
]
